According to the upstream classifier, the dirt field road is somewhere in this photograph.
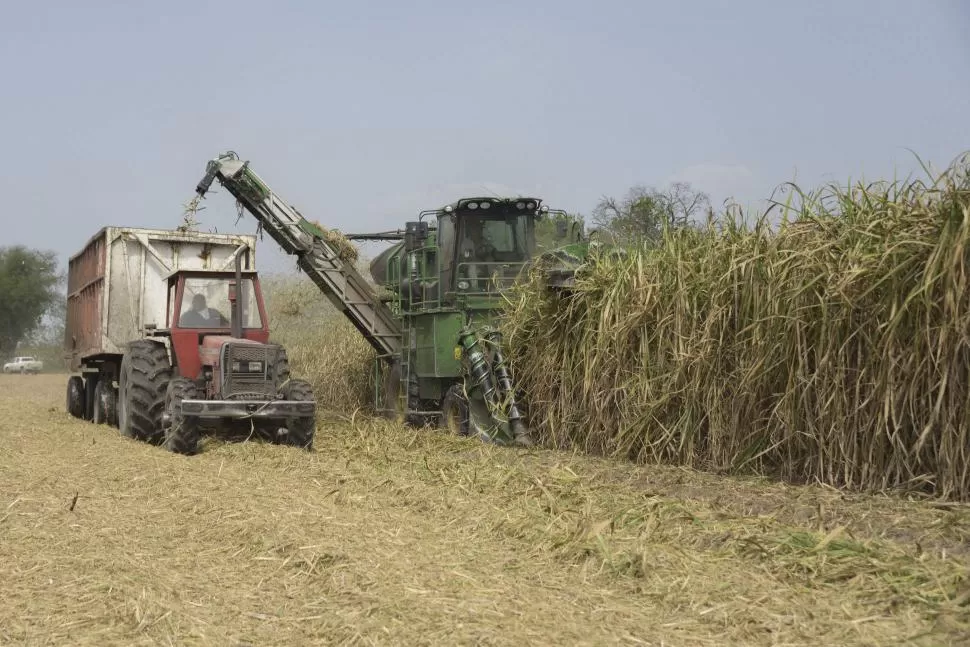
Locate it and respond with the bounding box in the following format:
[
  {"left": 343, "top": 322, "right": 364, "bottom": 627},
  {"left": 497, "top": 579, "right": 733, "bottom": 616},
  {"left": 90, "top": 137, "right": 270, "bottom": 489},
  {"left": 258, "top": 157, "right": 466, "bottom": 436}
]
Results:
[{"left": 1, "top": 374, "right": 969, "bottom": 646}]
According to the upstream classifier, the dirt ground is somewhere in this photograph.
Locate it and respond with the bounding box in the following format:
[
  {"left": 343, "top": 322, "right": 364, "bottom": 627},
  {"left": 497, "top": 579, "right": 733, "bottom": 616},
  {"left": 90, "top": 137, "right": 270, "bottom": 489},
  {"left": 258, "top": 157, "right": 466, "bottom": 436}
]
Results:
[{"left": 1, "top": 374, "right": 968, "bottom": 646}]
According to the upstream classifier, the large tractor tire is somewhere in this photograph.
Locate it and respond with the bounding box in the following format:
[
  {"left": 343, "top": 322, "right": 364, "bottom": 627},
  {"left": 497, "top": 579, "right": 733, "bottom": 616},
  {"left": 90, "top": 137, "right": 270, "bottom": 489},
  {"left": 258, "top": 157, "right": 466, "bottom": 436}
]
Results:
[
  {"left": 93, "top": 378, "right": 118, "bottom": 427},
  {"left": 66, "top": 376, "right": 85, "bottom": 419},
  {"left": 439, "top": 383, "right": 470, "bottom": 436},
  {"left": 280, "top": 379, "right": 316, "bottom": 450},
  {"left": 163, "top": 377, "right": 201, "bottom": 455},
  {"left": 118, "top": 340, "right": 171, "bottom": 444},
  {"left": 271, "top": 345, "right": 291, "bottom": 385}
]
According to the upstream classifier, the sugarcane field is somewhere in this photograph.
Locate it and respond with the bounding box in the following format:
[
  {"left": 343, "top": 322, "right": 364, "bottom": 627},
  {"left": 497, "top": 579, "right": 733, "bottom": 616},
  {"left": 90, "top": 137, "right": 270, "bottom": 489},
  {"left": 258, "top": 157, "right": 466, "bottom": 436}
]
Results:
[{"left": 2, "top": 3, "right": 970, "bottom": 646}]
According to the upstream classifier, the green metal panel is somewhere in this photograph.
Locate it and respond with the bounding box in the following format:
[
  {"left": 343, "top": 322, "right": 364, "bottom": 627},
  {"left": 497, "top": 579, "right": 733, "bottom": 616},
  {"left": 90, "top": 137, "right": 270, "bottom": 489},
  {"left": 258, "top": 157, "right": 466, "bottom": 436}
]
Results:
[{"left": 413, "top": 311, "right": 464, "bottom": 378}]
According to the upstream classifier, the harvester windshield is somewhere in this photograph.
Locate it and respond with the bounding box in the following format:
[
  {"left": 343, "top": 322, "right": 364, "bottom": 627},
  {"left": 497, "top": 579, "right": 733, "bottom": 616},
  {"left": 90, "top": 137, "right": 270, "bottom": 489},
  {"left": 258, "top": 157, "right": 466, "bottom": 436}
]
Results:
[
  {"left": 173, "top": 277, "right": 262, "bottom": 329},
  {"left": 444, "top": 210, "right": 535, "bottom": 294}
]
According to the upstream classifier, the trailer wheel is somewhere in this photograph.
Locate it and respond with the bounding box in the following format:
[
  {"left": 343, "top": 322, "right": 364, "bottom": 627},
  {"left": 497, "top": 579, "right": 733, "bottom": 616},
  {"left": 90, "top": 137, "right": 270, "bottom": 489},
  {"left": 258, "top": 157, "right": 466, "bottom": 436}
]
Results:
[
  {"left": 66, "top": 376, "right": 85, "bottom": 419},
  {"left": 118, "top": 340, "right": 171, "bottom": 444},
  {"left": 163, "top": 377, "right": 201, "bottom": 455},
  {"left": 93, "top": 379, "right": 118, "bottom": 427},
  {"left": 439, "top": 384, "right": 470, "bottom": 436},
  {"left": 280, "top": 379, "right": 315, "bottom": 450},
  {"left": 83, "top": 374, "right": 100, "bottom": 421}
]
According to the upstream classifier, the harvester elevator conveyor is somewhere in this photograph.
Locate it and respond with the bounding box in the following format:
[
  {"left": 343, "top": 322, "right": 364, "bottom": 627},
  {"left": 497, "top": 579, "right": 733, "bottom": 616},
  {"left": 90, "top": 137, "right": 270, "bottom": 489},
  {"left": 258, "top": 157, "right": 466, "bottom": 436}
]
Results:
[{"left": 194, "top": 152, "right": 403, "bottom": 361}]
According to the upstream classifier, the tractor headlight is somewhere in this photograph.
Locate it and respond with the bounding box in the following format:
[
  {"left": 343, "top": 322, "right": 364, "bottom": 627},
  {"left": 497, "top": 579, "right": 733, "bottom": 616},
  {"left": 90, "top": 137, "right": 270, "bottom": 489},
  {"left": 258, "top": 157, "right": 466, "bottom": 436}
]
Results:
[
  {"left": 457, "top": 280, "right": 470, "bottom": 290},
  {"left": 467, "top": 202, "right": 479, "bottom": 210},
  {"left": 231, "top": 360, "right": 264, "bottom": 373},
  {"left": 479, "top": 201, "right": 491, "bottom": 210}
]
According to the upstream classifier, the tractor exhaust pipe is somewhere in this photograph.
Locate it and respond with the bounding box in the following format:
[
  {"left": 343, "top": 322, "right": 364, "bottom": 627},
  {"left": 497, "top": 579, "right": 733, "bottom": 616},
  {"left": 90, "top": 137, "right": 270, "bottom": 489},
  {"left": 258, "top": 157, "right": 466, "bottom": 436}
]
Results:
[{"left": 231, "top": 251, "right": 243, "bottom": 339}]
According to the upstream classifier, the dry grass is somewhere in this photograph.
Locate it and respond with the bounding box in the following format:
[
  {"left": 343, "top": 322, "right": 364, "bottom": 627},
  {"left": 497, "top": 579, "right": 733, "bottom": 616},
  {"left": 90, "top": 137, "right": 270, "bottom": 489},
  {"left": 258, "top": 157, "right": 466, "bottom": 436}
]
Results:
[
  {"left": 1, "top": 374, "right": 969, "bottom": 645},
  {"left": 506, "top": 153, "right": 970, "bottom": 501},
  {"left": 260, "top": 274, "right": 375, "bottom": 413}
]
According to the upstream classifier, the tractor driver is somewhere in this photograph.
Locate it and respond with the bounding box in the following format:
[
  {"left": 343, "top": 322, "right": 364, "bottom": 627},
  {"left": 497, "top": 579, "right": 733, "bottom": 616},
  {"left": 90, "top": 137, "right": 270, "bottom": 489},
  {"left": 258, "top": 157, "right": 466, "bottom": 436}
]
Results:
[{"left": 179, "top": 293, "right": 229, "bottom": 328}]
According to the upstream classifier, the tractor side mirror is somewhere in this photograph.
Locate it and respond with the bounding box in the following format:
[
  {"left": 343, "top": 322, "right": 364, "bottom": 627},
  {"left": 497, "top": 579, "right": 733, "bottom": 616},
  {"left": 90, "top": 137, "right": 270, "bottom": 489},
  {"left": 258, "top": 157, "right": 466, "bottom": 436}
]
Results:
[
  {"left": 228, "top": 281, "right": 237, "bottom": 302},
  {"left": 555, "top": 220, "right": 568, "bottom": 238}
]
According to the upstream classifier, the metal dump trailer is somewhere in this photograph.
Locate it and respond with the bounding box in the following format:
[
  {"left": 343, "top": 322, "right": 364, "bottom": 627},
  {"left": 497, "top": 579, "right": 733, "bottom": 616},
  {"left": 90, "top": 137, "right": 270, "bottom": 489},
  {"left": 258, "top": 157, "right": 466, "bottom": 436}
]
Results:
[{"left": 64, "top": 227, "right": 256, "bottom": 422}]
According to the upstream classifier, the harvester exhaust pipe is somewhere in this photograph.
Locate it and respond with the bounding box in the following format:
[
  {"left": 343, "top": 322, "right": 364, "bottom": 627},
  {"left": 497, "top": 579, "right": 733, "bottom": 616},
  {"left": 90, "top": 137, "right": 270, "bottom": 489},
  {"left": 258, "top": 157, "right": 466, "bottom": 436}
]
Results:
[{"left": 484, "top": 329, "right": 533, "bottom": 447}]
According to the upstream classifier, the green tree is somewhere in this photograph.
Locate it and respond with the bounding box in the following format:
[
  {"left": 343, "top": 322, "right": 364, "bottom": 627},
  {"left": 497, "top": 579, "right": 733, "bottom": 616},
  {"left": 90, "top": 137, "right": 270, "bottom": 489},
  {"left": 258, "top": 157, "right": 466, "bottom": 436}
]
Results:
[
  {"left": 592, "top": 181, "right": 711, "bottom": 245},
  {"left": 0, "top": 246, "right": 61, "bottom": 357}
]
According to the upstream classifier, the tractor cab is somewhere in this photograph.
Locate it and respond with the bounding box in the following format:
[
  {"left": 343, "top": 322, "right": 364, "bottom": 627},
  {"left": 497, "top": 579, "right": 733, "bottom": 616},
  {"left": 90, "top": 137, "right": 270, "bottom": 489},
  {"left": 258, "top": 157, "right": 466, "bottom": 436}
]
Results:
[{"left": 164, "top": 265, "right": 271, "bottom": 383}]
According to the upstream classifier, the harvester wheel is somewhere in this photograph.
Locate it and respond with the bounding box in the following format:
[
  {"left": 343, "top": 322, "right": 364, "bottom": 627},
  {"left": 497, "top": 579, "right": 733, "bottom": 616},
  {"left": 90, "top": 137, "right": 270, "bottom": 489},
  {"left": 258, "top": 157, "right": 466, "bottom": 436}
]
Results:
[
  {"left": 118, "top": 340, "right": 171, "bottom": 444},
  {"left": 280, "top": 379, "right": 315, "bottom": 450},
  {"left": 440, "top": 384, "right": 470, "bottom": 436},
  {"left": 66, "top": 376, "right": 85, "bottom": 419},
  {"left": 381, "top": 362, "right": 406, "bottom": 423},
  {"left": 163, "top": 377, "right": 201, "bottom": 455},
  {"left": 93, "top": 379, "right": 118, "bottom": 427}
]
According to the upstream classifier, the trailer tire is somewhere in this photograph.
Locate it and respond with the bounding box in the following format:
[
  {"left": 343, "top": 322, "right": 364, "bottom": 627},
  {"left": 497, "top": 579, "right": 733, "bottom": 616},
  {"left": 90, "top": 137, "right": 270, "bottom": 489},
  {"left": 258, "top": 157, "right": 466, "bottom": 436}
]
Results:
[
  {"left": 66, "top": 376, "right": 85, "bottom": 419},
  {"left": 163, "top": 377, "right": 201, "bottom": 455},
  {"left": 83, "top": 374, "right": 99, "bottom": 421},
  {"left": 439, "top": 383, "right": 470, "bottom": 436},
  {"left": 280, "top": 379, "right": 315, "bottom": 450},
  {"left": 118, "top": 340, "right": 171, "bottom": 444},
  {"left": 93, "top": 379, "right": 118, "bottom": 427}
]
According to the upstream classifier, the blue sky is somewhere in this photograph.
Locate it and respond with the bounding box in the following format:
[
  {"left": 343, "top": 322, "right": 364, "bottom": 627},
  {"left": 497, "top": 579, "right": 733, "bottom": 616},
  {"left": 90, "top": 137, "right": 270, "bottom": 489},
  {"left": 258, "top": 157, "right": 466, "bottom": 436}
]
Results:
[{"left": 1, "top": 0, "right": 968, "bottom": 275}]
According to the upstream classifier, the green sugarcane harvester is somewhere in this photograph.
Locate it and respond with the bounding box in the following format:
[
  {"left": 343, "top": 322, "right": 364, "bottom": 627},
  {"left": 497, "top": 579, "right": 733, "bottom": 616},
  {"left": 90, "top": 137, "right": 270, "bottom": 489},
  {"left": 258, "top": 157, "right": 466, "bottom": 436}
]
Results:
[{"left": 194, "top": 152, "right": 593, "bottom": 447}]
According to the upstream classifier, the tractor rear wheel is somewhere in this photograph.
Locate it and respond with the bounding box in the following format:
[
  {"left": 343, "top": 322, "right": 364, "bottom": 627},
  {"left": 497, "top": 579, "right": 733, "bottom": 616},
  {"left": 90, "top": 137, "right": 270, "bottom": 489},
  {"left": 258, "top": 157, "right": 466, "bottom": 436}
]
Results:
[
  {"left": 66, "top": 376, "right": 85, "bottom": 419},
  {"left": 439, "top": 383, "right": 470, "bottom": 436},
  {"left": 280, "top": 379, "right": 315, "bottom": 450},
  {"left": 118, "top": 340, "right": 171, "bottom": 444},
  {"left": 163, "top": 377, "right": 201, "bottom": 455}
]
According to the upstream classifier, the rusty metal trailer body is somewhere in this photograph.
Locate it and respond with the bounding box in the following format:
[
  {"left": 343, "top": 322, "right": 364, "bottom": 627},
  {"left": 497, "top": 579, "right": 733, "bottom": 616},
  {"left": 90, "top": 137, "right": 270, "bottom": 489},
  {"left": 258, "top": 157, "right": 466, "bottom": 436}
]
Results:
[{"left": 65, "top": 227, "right": 256, "bottom": 370}]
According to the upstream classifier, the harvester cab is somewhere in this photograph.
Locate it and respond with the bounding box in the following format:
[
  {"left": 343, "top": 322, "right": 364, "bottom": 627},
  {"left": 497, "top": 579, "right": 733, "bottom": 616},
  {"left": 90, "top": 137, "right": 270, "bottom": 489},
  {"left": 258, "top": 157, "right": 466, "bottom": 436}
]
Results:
[{"left": 192, "top": 151, "right": 588, "bottom": 448}]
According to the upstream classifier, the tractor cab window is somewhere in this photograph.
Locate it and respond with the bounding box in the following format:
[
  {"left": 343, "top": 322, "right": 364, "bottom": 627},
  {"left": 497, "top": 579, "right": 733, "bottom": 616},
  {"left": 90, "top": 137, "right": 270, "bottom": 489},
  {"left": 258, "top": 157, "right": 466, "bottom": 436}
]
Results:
[{"left": 178, "top": 277, "right": 262, "bottom": 329}]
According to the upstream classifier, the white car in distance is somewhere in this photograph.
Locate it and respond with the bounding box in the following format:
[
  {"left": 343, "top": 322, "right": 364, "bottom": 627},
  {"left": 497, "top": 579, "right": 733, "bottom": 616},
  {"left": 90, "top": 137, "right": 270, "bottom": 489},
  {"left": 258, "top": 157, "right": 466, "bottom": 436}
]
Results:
[{"left": 2, "top": 356, "right": 44, "bottom": 374}]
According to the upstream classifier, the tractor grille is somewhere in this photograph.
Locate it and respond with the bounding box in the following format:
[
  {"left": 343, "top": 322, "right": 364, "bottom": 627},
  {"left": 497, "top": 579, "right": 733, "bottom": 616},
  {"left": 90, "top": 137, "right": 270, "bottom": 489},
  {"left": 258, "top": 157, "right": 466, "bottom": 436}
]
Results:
[{"left": 221, "top": 343, "right": 280, "bottom": 400}]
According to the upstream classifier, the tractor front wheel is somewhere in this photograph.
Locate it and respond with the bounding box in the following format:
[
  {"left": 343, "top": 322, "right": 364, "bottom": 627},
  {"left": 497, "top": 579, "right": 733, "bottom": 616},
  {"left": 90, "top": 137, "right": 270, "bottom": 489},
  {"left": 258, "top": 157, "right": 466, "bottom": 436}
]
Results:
[
  {"left": 280, "top": 379, "right": 316, "bottom": 450},
  {"left": 163, "top": 377, "right": 201, "bottom": 455}
]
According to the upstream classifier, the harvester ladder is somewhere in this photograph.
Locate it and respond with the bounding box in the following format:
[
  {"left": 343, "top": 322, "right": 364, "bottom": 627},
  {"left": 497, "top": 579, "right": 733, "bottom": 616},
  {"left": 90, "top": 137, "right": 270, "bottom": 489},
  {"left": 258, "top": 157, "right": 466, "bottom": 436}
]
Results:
[{"left": 195, "top": 152, "right": 402, "bottom": 360}]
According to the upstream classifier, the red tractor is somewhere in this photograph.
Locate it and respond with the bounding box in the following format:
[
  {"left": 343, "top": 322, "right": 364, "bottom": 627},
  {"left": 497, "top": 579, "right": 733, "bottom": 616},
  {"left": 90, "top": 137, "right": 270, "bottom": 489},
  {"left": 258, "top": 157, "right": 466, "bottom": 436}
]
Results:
[
  {"left": 141, "top": 257, "right": 314, "bottom": 454},
  {"left": 66, "top": 232, "right": 316, "bottom": 455}
]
